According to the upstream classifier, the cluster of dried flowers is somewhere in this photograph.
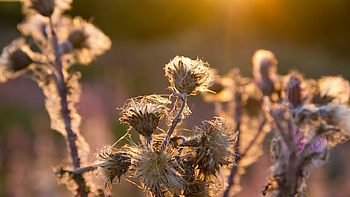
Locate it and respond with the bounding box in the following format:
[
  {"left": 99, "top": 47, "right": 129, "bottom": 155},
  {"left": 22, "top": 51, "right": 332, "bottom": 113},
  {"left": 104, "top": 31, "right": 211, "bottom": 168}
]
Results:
[
  {"left": 202, "top": 50, "right": 350, "bottom": 196},
  {"left": 0, "top": 0, "right": 110, "bottom": 196},
  {"left": 93, "top": 56, "right": 238, "bottom": 197}
]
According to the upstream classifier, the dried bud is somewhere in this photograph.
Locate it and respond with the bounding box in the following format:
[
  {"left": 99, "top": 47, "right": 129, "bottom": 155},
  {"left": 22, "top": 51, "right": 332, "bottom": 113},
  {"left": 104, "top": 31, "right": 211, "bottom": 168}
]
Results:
[
  {"left": 128, "top": 145, "right": 185, "bottom": 196},
  {"left": 68, "top": 30, "right": 88, "bottom": 49},
  {"left": 9, "top": 49, "right": 33, "bottom": 71},
  {"left": 66, "top": 17, "right": 111, "bottom": 65},
  {"left": 286, "top": 75, "right": 302, "bottom": 108},
  {"left": 317, "top": 76, "right": 350, "bottom": 105},
  {"left": 0, "top": 39, "right": 35, "bottom": 82},
  {"left": 164, "top": 56, "right": 214, "bottom": 95},
  {"left": 30, "top": 0, "right": 55, "bottom": 17},
  {"left": 119, "top": 95, "right": 170, "bottom": 143},
  {"left": 252, "top": 50, "right": 278, "bottom": 96},
  {"left": 193, "top": 117, "right": 236, "bottom": 178},
  {"left": 97, "top": 146, "right": 131, "bottom": 188},
  {"left": 318, "top": 104, "right": 350, "bottom": 137}
]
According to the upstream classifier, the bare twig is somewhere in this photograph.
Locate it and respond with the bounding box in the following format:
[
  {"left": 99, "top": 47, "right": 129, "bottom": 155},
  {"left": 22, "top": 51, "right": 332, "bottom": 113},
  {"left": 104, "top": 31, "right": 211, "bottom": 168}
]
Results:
[
  {"left": 71, "top": 165, "right": 98, "bottom": 175},
  {"left": 49, "top": 17, "right": 89, "bottom": 197},
  {"left": 240, "top": 119, "right": 267, "bottom": 158},
  {"left": 223, "top": 90, "right": 241, "bottom": 197}
]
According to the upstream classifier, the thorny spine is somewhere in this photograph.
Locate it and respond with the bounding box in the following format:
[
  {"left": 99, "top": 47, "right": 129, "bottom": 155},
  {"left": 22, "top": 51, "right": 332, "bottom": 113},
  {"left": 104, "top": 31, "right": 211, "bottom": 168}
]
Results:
[{"left": 49, "top": 17, "right": 89, "bottom": 197}]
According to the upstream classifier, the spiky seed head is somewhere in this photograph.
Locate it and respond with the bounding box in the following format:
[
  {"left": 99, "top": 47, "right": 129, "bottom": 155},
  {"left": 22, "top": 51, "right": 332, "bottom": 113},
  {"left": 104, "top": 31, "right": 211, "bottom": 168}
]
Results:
[
  {"left": 9, "top": 49, "right": 33, "bottom": 71},
  {"left": 30, "top": 0, "right": 55, "bottom": 17},
  {"left": 184, "top": 180, "right": 211, "bottom": 197},
  {"left": 97, "top": 145, "right": 131, "bottom": 188},
  {"left": 119, "top": 95, "right": 170, "bottom": 142},
  {"left": 318, "top": 104, "right": 350, "bottom": 136},
  {"left": 252, "top": 49, "right": 278, "bottom": 79},
  {"left": 68, "top": 30, "right": 88, "bottom": 49},
  {"left": 318, "top": 76, "right": 350, "bottom": 105},
  {"left": 286, "top": 75, "right": 302, "bottom": 108},
  {"left": 128, "top": 145, "right": 185, "bottom": 196},
  {"left": 67, "top": 17, "right": 112, "bottom": 65},
  {"left": 193, "top": 117, "right": 236, "bottom": 179},
  {"left": 252, "top": 50, "right": 278, "bottom": 96},
  {"left": 164, "top": 56, "right": 214, "bottom": 95}
]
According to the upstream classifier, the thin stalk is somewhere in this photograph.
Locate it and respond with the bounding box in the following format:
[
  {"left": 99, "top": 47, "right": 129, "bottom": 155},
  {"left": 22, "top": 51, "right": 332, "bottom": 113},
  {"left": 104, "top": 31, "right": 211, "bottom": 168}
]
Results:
[
  {"left": 71, "top": 165, "right": 98, "bottom": 175},
  {"left": 223, "top": 90, "right": 241, "bottom": 197},
  {"left": 241, "top": 119, "right": 266, "bottom": 158},
  {"left": 161, "top": 93, "right": 187, "bottom": 151},
  {"left": 49, "top": 17, "right": 89, "bottom": 197}
]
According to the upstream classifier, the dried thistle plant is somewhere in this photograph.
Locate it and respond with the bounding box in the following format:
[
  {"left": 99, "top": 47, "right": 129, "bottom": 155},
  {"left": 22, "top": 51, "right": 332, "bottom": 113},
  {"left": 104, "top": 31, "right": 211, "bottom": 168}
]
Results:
[
  {"left": 164, "top": 55, "right": 214, "bottom": 96},
  {"left": 201, "top": 49, "right": 349, "bottom": 197},
  {"left": 66, "top": 56, "right": 238, "bottom": 197},
  {"left": 0, "top": 0, "right": 110, "bottom": 196},
  {"left": 1, "top": 1, "right": 349, "bottom": 196},
  {"left": 262, "top": 74, "right": 350, "bottom": 196}
]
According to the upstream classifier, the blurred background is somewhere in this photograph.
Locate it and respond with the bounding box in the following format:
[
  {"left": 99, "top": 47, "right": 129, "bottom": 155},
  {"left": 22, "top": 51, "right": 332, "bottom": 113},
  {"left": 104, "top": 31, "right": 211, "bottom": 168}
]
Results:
[{"left": 0, "top": 0, "right": 350, "bottom": 196}]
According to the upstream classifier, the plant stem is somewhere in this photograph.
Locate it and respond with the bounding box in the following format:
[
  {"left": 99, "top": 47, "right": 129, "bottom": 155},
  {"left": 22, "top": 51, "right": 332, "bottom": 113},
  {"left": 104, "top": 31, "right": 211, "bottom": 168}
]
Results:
[
  {"left": 71, "top": 165, "right": 98, "bottom": 175},
  {"left": 161, "top": 93, "right": 187, "bottom": 151},
  {"left": 223, "top": 90, "right": 241, "bottom": 197},
  {"left": 49, "top": 17, "right": 89, "bottom": 197},
  {"left": 241, "top": 119, "right": 266, "bottom": 158}
]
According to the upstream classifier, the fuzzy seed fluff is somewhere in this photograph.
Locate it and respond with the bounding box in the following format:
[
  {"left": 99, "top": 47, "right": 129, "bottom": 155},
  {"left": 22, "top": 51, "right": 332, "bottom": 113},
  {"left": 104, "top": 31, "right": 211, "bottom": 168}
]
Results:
[
  {"left": 128, "top": 145, "right": 185, "bottom": 196},
  {"left": 97, "top": 145, "right": 131, "bottom": 188},
  {"left": 193, "top": 117, "right": 236, "bottom": 179},
  {"left": 164, "top": 56, "right": 214, "bottom": 95},
  {"left": 318, "top": 76, "right": 350, "bottom": 105},
  {"left": 119, "top": 95, "right": 170, "bottom": 142}
]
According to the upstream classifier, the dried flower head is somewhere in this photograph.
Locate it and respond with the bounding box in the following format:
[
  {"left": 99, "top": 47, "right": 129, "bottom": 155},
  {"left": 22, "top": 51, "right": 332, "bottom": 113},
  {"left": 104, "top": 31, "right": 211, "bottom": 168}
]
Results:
[
  {"left": 65, "top": 17, "right": 111, "bottom": 65},
  {"left": 318, "top": 104, "right": 350, "bottom": 136},
  {"left": 0, "top": 38, "right": 35, "bottom": 82},
  {"left": 128, "top": 145, "right": 185, "bottom": 196},
  {"left": 164, "top": 56, "right": 214, "bottom": 95},
  {"left": 23, "top": 0, "right": 72, "bottom": 16},
  {"left": 316, "top": 76, "right": 350, "bottom": 105},
  {"left": 29, "top": 0, "right": 55, "bottom": 17},
  {"left": 286, "top": 75, "right": 302, "bottom": 108},
  {"left": 252, "top": 49, "right": 278, "bottom": 96},
  {"left": 97, "top": 145, "right": 131, "bottom": 188},
  {"left": 119, "top": 95, "right": 170, "bottom": 143},
  {"left": 193, "top": 117, "right": 236, "bottom": 179}
]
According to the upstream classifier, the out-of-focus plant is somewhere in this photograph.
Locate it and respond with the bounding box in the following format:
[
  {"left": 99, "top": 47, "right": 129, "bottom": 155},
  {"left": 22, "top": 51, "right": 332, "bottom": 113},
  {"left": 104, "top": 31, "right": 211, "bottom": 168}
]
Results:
[
  {"left": 262, "top": 74, "right": 350, "bottom": 197},
  {"left": 202, "top": 50, "right": 280, "bottom": 196},
  {"left": 202, "top": 50, "right": 350, "bottom": 197},
  {"left": 0, "top": 0, "right": 110, "bottom": 196}
]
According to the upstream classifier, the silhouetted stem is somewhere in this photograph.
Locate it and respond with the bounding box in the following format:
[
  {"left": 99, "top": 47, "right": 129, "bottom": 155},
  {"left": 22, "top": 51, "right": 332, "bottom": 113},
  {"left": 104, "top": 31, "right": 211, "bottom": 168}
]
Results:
[
  {"left": 49, "top": 17, "right": 89, "bottom": 197},
  {"left": 71, "top": 165, "right": 98, "bottom": 175},
  {"left": 161, "top": 93, "right": 187, "bottom": 151},
  {"left": 223, "top": 90, "right": 241, "bottom": 197},
  {"left": 241, "top": 119, "right": 266, "bottom": 158}
]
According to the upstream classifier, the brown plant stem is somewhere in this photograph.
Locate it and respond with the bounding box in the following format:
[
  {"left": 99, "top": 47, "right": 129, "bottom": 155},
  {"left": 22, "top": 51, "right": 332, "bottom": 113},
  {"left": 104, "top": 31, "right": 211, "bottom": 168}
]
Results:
[
  {"left": 241, "top": 119, "right": 267, "bottom": 158},
  {"left": 161, "top": 93, "right": 187, "bottom": 151},
  {"left": 70, "top": 165, "right": 98, "bottom": 175},
  {"left": 49, "top": 17, "right": 89, "bottom": 197},
  {"left": 223, "top": 90, "right": 241, "bottom": 197}
]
